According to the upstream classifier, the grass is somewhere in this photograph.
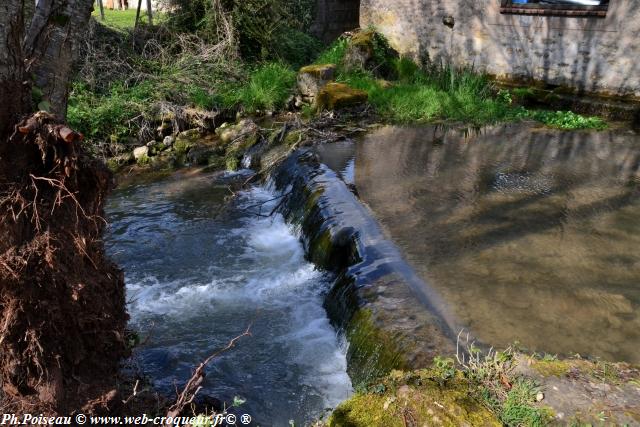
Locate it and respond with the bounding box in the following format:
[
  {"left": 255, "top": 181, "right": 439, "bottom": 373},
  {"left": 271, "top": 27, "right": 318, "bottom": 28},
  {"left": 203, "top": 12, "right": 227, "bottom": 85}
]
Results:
[
  {"left": 70, "top": 25, "right": 608, "bottom": 149},
  {"left": 338, "top": 67, "right": 523, "bottom": 126},
  {"left": 218, "top": 62, "right": 297, "bottom": 113},
  {"left": 315, "top": 36, "right": 608, "bottom": 129},
  {"left": 456, "top": 336, "right": 552, "bottom": 427},
  {"left": 68, "top": 81, "right": 154, "bottom": 141},
  {"left": 91, "top": 7, "right": 165, "bottom": 30}
]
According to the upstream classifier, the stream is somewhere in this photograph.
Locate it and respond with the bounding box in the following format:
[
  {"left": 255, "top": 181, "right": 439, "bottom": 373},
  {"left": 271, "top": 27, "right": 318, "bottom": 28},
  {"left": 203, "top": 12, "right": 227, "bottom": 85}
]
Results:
[
  {"left": 105, "top": 170, "right": 352, "bottom": 426},
  {"left": 103, "top": 120, "right": 640, "bottom": 426}
]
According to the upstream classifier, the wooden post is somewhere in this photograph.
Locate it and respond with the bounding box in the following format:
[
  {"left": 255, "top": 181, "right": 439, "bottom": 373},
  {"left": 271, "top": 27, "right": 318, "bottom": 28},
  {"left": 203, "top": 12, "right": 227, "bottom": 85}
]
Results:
[
  {"left": 146, "top": 0, "right": 152, "bottom": 25},
  {"left": 97, "top": 0, "right": 105, "bottom": 20},
  {"left": 134, "top": 0, "right": 142, "bottom": 28}
]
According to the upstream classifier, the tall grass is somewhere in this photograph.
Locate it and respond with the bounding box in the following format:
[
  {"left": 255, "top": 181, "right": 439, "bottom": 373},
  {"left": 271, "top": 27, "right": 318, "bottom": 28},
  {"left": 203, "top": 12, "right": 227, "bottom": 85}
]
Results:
[
  {"left": 219, "top": 63, "right": 297, "bottom": 112},
  {"left": 318, "top": 36, "right": 607, "bottom": 129}
]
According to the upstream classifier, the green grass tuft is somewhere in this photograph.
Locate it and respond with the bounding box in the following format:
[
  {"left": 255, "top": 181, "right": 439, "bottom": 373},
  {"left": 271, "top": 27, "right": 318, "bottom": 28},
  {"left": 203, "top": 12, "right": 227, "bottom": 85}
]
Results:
[
  {"left": 310, "top": 33, "right": 608, "bottom": 129},
  {"left": 314, "top": 37, "right": 349, "bottom": 67},
  {"left": 220, "top": 62, "right": 297, "bottom": 112}
]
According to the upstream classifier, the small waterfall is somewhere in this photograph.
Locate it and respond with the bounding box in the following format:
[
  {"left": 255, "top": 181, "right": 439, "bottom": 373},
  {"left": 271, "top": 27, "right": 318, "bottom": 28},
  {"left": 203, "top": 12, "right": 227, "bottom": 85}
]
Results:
[{"left": 105, "top": 172, "right": 352, "bottom": 426}]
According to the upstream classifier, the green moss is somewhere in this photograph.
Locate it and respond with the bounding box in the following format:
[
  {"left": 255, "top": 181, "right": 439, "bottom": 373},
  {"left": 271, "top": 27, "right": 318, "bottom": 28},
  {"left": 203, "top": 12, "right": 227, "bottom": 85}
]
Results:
[
  {"left": 350, "top": 30, "right": 375, "bottom": 48},
  {"left": 346, "top": 309, "right": 407, "bottom": 386},
  {"left": 223, "top": 132, "right": 259, "bottom": 171},
  {"left": 531, "top": 360, "right": 572, "bottom": 378},
  {"left": 225, "top": 156, "right": 239, "bottom": 171},
  {"left": 283, "top": 129, "right": 304, "bottom": 146},
  {"left": 136, "top": 153, "right": 150, "bottom": 166},
  {"left": 107, "top": 158, "right": 121, "bottom": 172},
  {"left": 316, "top": 83, "right": 368, "bottom": 111},
  {"left": 174, "top": 140, "right": 195, "bottom": 156},
  {"left": 328, "top": 372, "right": 501, "bottom": 427},
  {"left": 299, "top": 64, "right": 336, "bottom": 78}
]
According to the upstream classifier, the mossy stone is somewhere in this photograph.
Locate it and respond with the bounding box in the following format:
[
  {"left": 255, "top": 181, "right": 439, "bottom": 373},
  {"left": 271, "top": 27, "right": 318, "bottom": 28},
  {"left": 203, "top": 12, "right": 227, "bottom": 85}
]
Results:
[
  {"left": 328, "top": 371, "right": 501, "bottom": 427},
  {"left": 298, "top": 64, "right": 337, "bottom": 98},
  {"left": 299, "top": 64, "right": 337, "bottom": 79},
  {"left": 174, "top": 129, "right": 201, "bottom": 155},
  {"left": 316, "top": 83, "right": 368, "bottom": 111}
]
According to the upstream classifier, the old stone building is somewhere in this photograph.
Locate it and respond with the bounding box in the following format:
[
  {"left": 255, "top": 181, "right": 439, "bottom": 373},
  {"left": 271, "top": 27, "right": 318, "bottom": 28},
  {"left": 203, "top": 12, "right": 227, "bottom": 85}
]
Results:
[
  {"left": 361, "top": 0, "right": 640, "bottom": 98},
  {"left": 314, "top": 0, "right": 640, "bottom": 98}
]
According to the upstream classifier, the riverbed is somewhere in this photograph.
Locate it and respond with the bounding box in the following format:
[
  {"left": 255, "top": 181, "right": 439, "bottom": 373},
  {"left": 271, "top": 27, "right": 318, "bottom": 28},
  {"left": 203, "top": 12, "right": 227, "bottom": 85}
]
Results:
[{"left": 105, "top": 169, "right": 352, "bottom": 426}]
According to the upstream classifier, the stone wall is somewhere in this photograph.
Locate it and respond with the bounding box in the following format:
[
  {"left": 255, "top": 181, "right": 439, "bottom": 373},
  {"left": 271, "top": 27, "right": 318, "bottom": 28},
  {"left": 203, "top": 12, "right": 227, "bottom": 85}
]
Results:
[
  {"left": 312, "top": 0, "right": 361, "bottom": 43},
  {"left": 359, "top": 0, "right": 640, "bottom": 98}
]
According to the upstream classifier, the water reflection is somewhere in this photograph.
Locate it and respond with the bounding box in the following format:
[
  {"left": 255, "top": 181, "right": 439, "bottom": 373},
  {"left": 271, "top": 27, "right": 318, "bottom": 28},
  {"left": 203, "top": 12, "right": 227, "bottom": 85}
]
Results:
[{"left": 319, "top": 123, "right": 640, "bottom": 362}]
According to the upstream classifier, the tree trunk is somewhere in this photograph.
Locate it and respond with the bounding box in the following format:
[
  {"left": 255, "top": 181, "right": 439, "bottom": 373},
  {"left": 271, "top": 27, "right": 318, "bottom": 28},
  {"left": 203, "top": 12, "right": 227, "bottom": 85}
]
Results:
[
  {"left": 1, "top": 0, "right": 95, "bottom": 132},
  {"left": 0, "top": 0, "right": 29, "bottom": 139},
  {"left": 146, "top": 0, "right": 153, "bottom": 25},
  {"left": 0, "top": 0, "right": 128, "bottom": 413},
  {"left": 24, "top": 0, "right": 95, "bottom": 119}
]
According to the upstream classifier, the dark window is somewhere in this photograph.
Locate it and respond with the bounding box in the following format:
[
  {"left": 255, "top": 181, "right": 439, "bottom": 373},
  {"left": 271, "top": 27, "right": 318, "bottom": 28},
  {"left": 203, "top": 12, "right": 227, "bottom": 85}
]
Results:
[{"left": 500, "top": 0, "right": 610, "bottom": 17}]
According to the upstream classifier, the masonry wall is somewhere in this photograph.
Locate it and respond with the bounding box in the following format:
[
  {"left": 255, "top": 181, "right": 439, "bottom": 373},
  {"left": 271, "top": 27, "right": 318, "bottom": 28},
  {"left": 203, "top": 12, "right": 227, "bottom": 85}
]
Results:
[
  {"left": 312, "top": 0, "right": 361, "bottom": 43},
  {"left": 359, "top": 0, "right": 640, "bottom": 98}
]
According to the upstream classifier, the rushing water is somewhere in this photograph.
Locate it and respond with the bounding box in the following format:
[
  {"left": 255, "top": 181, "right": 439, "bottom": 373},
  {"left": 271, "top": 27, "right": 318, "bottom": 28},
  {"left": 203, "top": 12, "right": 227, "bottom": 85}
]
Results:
[
  {"left": 316, "top": 123, "right": 640, "bottom": 363},
  {"left": 105, "top": 169, "right": 352, "bottom": 426}
]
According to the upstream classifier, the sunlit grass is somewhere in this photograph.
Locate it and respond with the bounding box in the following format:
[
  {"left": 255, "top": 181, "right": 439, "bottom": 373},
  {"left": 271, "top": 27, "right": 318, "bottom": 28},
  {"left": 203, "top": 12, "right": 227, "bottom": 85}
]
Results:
[{"left": 91, "top": 7, "right": 165, "bottom": 29}]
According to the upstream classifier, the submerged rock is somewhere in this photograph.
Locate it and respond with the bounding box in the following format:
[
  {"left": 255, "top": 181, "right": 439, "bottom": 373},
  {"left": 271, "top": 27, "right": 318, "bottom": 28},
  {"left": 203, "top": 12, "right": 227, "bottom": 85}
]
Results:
[
  {"left": 298, "top": 64, "right": 337, "bottom": 101},
  {"left": 316, "top": 83, "right": 368, "bottom": 111}
]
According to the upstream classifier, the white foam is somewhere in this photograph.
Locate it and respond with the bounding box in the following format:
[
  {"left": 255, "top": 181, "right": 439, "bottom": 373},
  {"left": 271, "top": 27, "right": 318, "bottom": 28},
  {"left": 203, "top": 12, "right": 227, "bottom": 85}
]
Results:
[{"left": 124, "top": 184, "right": 353, "bottom": 412}]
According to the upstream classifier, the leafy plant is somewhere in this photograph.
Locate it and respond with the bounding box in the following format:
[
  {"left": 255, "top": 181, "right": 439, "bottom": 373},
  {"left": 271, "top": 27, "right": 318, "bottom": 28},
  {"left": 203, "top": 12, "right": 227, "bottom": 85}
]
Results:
[
  {"left": 432, "top": 356, "right": 456, "bottom": 385},
  {"left": 529, "top": 110, "right": 607, "bottom": 130}
]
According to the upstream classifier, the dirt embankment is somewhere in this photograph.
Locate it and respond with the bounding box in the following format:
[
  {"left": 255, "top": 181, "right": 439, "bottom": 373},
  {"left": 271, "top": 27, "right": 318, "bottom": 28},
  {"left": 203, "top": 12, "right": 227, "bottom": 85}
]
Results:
[{"left": 0, "top": 113, "right": 129, "bottom": 415}]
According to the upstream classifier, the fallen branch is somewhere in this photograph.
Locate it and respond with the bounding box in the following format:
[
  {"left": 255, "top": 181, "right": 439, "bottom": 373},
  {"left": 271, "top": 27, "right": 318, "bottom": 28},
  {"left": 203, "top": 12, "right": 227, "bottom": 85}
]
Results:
[{"left": 163, "top": 325, "right": 252, "bottom": 426}]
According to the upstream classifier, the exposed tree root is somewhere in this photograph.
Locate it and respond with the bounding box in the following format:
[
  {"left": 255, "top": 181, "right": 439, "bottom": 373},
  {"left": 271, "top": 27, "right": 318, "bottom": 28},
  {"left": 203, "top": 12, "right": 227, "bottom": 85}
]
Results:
[{"left": 0, "top": 112, "right": 128, "bottom": 414}]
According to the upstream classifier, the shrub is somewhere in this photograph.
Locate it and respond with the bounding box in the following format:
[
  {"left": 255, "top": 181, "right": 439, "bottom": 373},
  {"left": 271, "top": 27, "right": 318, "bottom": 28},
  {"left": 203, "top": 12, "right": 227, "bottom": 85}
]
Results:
[{"left": 163, "top": 0, "right": 319, "bottom": 63}]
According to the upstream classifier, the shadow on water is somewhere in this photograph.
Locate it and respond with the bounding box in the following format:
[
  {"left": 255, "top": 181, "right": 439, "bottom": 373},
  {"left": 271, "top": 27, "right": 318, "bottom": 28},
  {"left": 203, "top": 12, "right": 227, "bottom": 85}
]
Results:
[{"left": 316, "top": 122, "right": 640, "bottom": 363}]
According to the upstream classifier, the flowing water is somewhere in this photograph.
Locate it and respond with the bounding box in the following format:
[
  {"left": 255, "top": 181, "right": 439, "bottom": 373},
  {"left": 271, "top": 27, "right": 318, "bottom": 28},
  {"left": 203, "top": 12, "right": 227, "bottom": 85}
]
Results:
[
  {"left": 105, "top": 170, "right": 352, "bottom": 426},
  {"left": 316, "top": 123, "right": 640, "bottom": 363}
]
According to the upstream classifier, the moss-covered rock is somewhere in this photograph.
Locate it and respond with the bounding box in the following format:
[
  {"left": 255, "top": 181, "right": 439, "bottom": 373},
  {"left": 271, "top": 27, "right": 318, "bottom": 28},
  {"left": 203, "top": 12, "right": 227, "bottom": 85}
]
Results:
[
  {"left": 316, "top": 83, "right": 368, "bottom": 111},
  {"left": 298, "top": 64, "right": 337, "bottom": 99},
  {"left": 106, "top": 152, "right": 135, "bottom": 172},
  {"left": 344, "top": 30, "right": 375, "bottom": 72},
  {"left": 328, "top": 370, "right": 501, "bottom": 427},
  {"left": 174, "top": 129, "right": 201, "bottom": 155},
  {"left": 223, "top": 128, "right": 260, "bottom": 171}
]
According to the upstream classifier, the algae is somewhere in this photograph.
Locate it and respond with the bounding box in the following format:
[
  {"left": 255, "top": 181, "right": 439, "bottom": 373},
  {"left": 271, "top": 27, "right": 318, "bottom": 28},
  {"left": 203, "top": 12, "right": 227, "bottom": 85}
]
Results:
[{"left": 346, "top": 309, "right": 407, "bottom": 386}]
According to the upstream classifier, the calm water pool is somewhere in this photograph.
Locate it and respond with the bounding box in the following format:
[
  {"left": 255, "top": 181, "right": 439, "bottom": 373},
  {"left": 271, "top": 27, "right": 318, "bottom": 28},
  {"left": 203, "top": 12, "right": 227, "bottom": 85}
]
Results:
[{"left": 316, "top": 123, "right": 640, "bottom": 362}]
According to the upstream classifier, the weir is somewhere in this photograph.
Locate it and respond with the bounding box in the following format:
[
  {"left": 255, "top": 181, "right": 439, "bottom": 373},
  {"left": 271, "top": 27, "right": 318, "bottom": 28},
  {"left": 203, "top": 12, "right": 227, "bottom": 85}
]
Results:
[{"left": 270, "top": 151, "right": 457, "bottom": 383}]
